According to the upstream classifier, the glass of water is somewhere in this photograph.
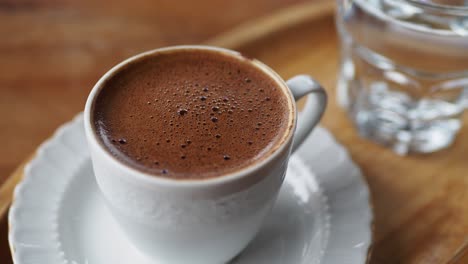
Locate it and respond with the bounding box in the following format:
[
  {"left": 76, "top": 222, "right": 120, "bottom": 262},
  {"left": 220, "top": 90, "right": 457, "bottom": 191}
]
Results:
[{"left": 336, "top": 0, "right": 468, "bottom": 154}]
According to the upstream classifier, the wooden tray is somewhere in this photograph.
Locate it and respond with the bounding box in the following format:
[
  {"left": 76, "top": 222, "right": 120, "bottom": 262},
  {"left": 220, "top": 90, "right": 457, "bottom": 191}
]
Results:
[{"left": 2, "top": 2, "right": 468, "bottom": 263}]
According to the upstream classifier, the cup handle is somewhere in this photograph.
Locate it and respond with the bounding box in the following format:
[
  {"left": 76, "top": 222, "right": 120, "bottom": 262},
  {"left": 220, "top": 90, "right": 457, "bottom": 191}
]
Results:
[{"left": 286, "top": 75, "right": 327, "bottom": 153}]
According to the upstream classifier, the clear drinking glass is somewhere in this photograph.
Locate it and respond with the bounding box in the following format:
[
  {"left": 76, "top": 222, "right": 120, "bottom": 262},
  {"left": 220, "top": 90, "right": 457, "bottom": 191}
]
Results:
[{"left": 336, "top": 0, "right": 468, "bottom": 154}]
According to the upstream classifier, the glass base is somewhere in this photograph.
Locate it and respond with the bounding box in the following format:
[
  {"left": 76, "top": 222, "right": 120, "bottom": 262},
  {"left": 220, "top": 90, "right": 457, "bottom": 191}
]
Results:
[
  {"left": 353, "top": 108, "right": 460, "bottom": 155},
  {"left": 338, "top": 74, "right": 462, "bottom": 155}
]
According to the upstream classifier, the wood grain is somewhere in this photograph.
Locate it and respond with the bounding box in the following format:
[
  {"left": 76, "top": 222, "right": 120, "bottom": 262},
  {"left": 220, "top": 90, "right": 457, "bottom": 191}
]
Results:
[{"left": 2, "top": 1, "right": 468, "bottom": 264}]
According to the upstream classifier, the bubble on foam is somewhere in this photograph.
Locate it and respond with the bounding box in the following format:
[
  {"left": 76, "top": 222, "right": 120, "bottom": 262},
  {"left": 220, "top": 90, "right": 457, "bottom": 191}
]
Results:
[
  {"left": 211, "top": 117, "right": 218, "bottom": 122},
  {"left": 177, "top": 109, "right": 188, "bottom": 116}
]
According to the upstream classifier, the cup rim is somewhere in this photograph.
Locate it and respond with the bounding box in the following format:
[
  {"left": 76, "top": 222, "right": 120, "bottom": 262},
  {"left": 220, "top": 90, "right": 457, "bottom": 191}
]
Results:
[{"left": 84, "top": 45, "right": 297, "bottom": 187}]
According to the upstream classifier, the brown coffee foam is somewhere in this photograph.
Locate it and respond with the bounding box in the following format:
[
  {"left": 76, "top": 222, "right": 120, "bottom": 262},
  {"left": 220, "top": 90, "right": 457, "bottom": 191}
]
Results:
[{"left": 93, "top": 49, "right": 290, "bottom": 179}]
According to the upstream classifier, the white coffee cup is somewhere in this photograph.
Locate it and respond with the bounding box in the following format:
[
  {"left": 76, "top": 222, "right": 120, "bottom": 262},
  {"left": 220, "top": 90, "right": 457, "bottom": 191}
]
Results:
[{"left": 84, "top": 45, "right": 326, "bottom": 264}]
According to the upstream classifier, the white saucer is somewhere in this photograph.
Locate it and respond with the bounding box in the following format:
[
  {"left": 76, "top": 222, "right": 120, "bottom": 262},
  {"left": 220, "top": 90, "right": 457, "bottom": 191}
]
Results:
[{"left": 9, "top": 114, "right": 372, "bottom": 264}]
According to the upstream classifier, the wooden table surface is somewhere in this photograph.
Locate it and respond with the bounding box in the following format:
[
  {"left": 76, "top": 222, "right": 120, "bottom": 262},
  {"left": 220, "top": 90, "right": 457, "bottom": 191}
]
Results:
[{"left": 2, "top": 1, "right": 468, "bottom": 264}]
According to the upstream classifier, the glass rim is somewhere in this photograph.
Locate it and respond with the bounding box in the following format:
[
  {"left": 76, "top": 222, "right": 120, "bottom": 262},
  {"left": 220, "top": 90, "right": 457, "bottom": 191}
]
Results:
[{"left": 406, "top": 0, "right": 468, "bottom": 15}]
